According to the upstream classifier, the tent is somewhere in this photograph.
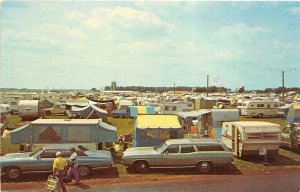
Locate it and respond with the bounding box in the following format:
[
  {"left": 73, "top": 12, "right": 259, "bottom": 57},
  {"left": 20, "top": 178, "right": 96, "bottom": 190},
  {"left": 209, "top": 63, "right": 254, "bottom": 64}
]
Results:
[
  {"left": 128, "top": 106, "right": 155, "bottom": 117},
  {"left": 133, "top": 115, "right": 183, "bottom": 147},
  {"left": 40, "top": 99, "right": 55, "bottom": 109},
  {"left": 210, "top": 109, "right": 240, "bottom": 139},
  {"left": 69, "top": 104, "right": 108, "bottom": 122},
  {"left": 178, "top": 110, "right": 211, "bottom": 132},
  {"left": 286, "top": 104, "right": 300, "bottom": 123},
  {"left": 10, "top": 119, "right": 117, "bottom": 144}
]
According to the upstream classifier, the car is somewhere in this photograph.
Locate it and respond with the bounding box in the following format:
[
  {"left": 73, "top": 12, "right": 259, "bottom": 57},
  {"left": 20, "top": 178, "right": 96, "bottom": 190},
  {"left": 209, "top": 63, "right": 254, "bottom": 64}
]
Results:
[
  {"left": 122, "top": 138, "right": 234, "bottom": 173},
  {"left": 111, "top": 110, "right": 128, "bottom": 118},
  {"left": 0, "top": 144, "right": 113, "bottom": 180}
]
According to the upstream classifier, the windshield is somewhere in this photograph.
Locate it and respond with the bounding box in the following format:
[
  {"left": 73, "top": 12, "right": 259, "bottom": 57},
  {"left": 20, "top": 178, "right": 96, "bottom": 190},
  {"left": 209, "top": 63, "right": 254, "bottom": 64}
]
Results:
[
  {"left": 29, "top": 148, "right": 42, "bottom": 157},
  {"left": 154, "top": 143, "right": 167, "bottom": 153}
]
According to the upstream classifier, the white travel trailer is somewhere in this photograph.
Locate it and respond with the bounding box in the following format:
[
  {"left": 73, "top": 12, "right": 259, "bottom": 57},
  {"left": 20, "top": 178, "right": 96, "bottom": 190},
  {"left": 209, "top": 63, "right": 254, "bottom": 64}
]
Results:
[
  {"left": 160, "top": 102, "right": 194, "bottom": 114},
  {"left": 222, "top": 121, "right": 281, "bottom": 157},
  {"left": 19, "top": 100, "right": 40, "bottom": 120},
  {"left": 239, "top": 100, "right": 281, "bottom": 117}
]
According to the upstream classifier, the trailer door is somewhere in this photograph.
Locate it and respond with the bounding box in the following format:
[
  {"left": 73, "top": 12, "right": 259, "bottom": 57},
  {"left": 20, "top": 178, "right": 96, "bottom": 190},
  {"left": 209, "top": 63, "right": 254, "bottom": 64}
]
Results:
[{"left": 232, "top": 125, "right": 240, "bottom": 157}]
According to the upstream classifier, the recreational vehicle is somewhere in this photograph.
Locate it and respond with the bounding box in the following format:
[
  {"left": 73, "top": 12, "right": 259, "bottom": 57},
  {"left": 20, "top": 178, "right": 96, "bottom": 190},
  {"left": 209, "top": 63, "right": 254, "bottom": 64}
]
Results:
[
  {"left": 160, "top": 102, "right": 194, "bottom": 114},
  {"left": 19, "top": 100, "right": 40, "bottom": 120},
  {"left": 239, "top": 100, "right": 281, "bottom": 117},
  {"left": 222, "top": 121, "right": 281, "bottom": 157}
]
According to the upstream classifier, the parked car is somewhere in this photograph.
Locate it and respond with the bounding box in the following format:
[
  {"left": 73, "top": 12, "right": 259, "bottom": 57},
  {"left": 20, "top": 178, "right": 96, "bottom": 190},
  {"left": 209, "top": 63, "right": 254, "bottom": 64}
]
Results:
[
  {"left": 0, "top": 145, "right": 113, "bottom": 180},
  {"left": 111, "top": 110, "right": 128, "bottom": 118},
  {"left": 281, "top": 123, "right": 300, "bottom": 150},
  {"left": 122, "top": 138, "right": 234, "bottom": 173},
  {"left": 45, "top": 103, "right": 66, "bottom": 116}
]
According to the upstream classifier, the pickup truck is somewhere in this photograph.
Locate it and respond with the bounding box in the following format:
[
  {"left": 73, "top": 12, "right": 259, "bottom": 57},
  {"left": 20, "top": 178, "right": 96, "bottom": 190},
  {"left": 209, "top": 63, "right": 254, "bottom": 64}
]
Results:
[{"left": 45, "top": 103, "right": 66, "bottom": 116}]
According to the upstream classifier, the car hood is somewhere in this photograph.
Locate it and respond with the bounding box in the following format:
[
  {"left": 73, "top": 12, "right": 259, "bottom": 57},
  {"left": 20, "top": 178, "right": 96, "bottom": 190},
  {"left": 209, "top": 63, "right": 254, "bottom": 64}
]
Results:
[
  {"left": 1, "top": 152, "right": 31, "bottom": 160},
  {"left": 123, "top": 147, "right": 157, "bottom": 156}
]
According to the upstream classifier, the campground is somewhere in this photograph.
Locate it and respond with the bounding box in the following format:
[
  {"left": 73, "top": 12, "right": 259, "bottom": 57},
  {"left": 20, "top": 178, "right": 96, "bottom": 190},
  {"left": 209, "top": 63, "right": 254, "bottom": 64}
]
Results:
[{"left": 1, "top": 115, "right": 300, "bottom": 176}]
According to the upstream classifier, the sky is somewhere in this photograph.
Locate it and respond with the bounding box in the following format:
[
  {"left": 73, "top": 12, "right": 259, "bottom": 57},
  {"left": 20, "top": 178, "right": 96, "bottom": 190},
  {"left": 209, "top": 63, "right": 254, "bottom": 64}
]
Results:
[{"left": 0, "top": 1, "right": 299, "bottom": 90}]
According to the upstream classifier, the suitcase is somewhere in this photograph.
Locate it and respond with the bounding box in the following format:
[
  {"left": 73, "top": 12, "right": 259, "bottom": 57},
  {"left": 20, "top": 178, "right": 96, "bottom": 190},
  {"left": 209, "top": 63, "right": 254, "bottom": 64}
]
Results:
[{"left": 45, "top": 175, "right": 61, "bottom": 192}]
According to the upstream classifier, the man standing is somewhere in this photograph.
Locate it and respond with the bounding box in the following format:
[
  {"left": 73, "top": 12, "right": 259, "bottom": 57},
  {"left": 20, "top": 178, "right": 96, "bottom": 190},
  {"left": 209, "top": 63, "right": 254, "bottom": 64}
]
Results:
[
  {"left": 53, "top": 151, "right": 67, "bottom": 192},
  {"left": 67, "top": 147, "right": 80, "bottom": 185}
]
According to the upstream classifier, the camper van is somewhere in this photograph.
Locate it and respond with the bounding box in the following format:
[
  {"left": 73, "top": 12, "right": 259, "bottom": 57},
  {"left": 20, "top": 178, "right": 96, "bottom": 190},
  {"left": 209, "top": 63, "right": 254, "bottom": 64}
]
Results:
[
  {"left": 160, "top": 102, "right": 194, "bottom": 114},
  {"left": 222, "top": 121, "right": 281, "bottom": 157},
  {"left": 239, "top": 100, "right": 281, "bottom": 117},
  {"left": 19, "top": 100, "right": 40, "bottom": 120}
]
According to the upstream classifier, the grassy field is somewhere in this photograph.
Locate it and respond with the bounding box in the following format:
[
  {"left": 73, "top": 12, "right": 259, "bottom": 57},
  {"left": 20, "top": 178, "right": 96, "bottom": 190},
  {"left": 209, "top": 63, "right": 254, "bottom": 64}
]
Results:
[{"left": 1, "top": 114, "right": 299, "bottom": 173}]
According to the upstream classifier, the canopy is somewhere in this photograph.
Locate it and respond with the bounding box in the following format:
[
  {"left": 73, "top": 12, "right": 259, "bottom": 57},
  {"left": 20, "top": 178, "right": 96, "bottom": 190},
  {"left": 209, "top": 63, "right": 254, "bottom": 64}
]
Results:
[
  {"left": 128, "top": 106, "right": 155, "bottom": 117},
  {"left": 286, "top": 104, "right": 300, "bottom": 123},
  {"left": 70, "top": 104, "right": 108, "bottom": 122},
  {"left": 10, "top": 119, "right": 117, "bottom": 144},
  {"left": 133, "top": 115, "right": 183, "bottom": 147}
]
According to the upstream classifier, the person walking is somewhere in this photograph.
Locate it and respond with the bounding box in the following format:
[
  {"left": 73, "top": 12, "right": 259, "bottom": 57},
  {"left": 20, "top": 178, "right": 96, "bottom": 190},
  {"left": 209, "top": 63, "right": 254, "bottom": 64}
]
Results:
[
  {"left": 53, "top": 151, "right": 67, "bottom": 192},
  {"left": 67, "top": 147, "right": 80, "bottom": 185}
]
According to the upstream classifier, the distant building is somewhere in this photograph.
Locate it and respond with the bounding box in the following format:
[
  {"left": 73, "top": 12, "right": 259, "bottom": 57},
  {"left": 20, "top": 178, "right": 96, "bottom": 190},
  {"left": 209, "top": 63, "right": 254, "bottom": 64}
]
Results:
[{"left": 111, "top": 81, "right": 117, "bottom": 91}]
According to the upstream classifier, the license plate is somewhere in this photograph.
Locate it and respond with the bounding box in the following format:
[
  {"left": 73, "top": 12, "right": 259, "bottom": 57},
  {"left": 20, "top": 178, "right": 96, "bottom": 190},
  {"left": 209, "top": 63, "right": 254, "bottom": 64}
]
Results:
[{"left": 259, "top": 147, "right": 267, "bottom": 156}]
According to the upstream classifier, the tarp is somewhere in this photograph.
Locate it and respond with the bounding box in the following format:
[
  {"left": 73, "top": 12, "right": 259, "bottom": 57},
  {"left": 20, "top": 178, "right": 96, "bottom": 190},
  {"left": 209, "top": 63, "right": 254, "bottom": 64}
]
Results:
[
  {"left": 133, "top": 115, "right": 183, "bottom": 147},
  {"left": 128, "top": 106, "right": 155, "bottom": 117},
  {"left": 286, "top": 104, "right": 300, "bottom": 123},
  {"left": 10, "top": 119, "right": 117, "bottom": 144},
  {"left": 178, "top": 110, "right": 211, "bottom": 131},
  {"left": 70, "top": 105, "right": 108, "bottom": 122}
]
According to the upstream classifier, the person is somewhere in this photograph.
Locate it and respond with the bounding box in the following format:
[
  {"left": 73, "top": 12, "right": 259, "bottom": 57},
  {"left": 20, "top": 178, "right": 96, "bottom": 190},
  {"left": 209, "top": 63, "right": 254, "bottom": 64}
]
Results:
[
  {"left": 53, "top": 151, "right": 67, "bottom": 192},
  {"left": 67, "top": 147, "right": 80, "bottom": 185}
]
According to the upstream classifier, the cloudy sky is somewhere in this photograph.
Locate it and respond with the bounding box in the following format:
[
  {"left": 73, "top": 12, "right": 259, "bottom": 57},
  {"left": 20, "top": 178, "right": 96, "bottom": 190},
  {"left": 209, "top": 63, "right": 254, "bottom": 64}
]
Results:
[{"left": 1, "top": 1, "right": 299, "bottom": 90}]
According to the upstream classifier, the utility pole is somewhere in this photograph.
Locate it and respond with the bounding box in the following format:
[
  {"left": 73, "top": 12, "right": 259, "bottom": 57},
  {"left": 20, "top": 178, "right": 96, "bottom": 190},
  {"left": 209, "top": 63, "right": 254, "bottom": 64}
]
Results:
[
  {"left": 282, "top": 70, "right": 285, "bottom": 103},
  {"left": 174, "top": 83, "right": 176, "bottom": 95},
  {"left": 206, "top": 75, "right": 209, "bottom": 97},
  {"left": 270, "top": 68, "right": 296, "bottom": 103}
]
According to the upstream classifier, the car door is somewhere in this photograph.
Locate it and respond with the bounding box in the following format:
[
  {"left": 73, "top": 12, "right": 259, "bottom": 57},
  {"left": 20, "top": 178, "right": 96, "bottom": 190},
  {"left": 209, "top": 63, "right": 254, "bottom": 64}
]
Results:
[
  {"left": 173, "top": 145, "right": 197, "bottom": 166},
  {"left": 37, "top": 149, "right": 59, "bottom": 171},
  {"left": 161, "top": 145, "right": 180, "bottom": 167}
]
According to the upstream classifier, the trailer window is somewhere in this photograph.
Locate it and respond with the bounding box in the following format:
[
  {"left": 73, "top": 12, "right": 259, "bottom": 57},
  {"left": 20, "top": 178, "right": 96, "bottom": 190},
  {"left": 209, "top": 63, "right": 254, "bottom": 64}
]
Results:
[
  {"left": 257, "top": 104, "right": 264, "bottom": 107},
  {"left": 164, "top": 106, "right": 169, "bottom": 111},
  {"left": 247, "top": 133, "right": 278, "bottom": 140},
  {"left": 172, "top": 106, "right": 177, "bottom": 111}
]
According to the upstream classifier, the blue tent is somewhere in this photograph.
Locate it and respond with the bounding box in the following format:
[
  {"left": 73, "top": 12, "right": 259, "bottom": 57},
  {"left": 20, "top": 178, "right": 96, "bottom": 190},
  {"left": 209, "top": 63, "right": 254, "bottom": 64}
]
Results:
[
  {"left": 286, "top": 104, "right": 300, "bottom": 123},
  {"left": 128, "top": 106, "right": 155, "bottom": 117},
  {"left": 133, "top": 115, "right": 183, "bottom": 147},
  {"left": 10, "top": 119, "right": 116, "bottom": 144},
  {"left": 70, "top": 104, "right": 108, "bottom": 122}
]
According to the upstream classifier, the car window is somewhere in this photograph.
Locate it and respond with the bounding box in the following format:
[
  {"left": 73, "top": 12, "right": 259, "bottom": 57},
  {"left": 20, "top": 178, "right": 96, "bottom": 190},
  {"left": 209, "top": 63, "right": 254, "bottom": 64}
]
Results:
[
  {"left": 76, "top": 150, "right": 87, "bottom": 156},
  {"left": 165, "top": 145, "right": 179, "bottom": 154},
  {"left": 196, "top": 145, "right": 225, "bottom": 151},
  {"left": 40, "top": 149, "right": 58, "bottom": 158},
  {"left": 180, "top": 145, "right": 195, "bottom": 153}
]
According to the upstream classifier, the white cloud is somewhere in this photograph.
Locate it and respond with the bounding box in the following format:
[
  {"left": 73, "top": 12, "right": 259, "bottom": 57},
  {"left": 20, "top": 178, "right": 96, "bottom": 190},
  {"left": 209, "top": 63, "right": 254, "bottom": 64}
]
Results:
[
  {"left": 289, "top": 7, "right": 300, "bottom": 16},
  {"left": 217, "top": 23, "right": 271, "bottom": 38},
  {"left": 82, "top": 7, "right": 173, "bottom": 32}
]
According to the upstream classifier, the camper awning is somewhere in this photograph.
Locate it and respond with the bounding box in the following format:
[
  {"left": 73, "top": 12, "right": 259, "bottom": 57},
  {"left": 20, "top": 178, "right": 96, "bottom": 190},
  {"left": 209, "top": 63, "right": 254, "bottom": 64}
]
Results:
[
  {"left": 136, "top": 115, "right": 181, "bottom": 129},
  {"left": 10, "top": 119, "right": 117, "bottom": 144}
]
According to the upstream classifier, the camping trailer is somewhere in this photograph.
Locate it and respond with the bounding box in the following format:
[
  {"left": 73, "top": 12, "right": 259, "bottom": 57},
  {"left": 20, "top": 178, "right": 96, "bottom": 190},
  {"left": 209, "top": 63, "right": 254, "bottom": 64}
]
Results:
[
  {"left": 18, "top": 100, "right": 40, "bottom": 120},
  {"left": 160, "top": 102, "right": 194, "bottom": 114},
  {"left": 222, "top": 121, "right": 281, "bottom": 157},
  {"left": 239, "top": 100, "right": 281, "bottom": 117}
]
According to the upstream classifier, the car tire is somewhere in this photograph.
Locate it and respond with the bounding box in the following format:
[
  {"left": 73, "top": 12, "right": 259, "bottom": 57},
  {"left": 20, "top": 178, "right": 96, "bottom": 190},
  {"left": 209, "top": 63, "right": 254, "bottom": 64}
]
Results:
[
  {"left": 78, "top": 166, "right": 91, "bottom": 177},
  {"left": 5, "top": 167, "right": 21, "bottom": 180},
  {"left": 135, "top": 161, "right": 150, "bottom": 173},
  {"left": 258, "top": 113, "right": 263, "bottom": 118},
  {"left": 45, "top": 111, "right": 51, "bottom": 116},
  {"left": 197, "top": 161, "right": 211, "bottom": 173}
]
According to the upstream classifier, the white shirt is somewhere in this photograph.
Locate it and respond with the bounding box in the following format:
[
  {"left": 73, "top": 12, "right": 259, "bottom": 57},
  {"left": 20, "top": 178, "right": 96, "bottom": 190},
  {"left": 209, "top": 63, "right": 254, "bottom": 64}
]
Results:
[{"left": 70, "top": 152, "right": 78, "bottom": 167}]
